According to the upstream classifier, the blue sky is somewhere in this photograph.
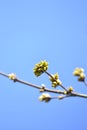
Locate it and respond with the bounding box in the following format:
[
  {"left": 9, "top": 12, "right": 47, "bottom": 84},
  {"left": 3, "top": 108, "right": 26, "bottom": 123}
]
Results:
[{"left": 0, "top": 0, "right": 87, "bottom": 130}]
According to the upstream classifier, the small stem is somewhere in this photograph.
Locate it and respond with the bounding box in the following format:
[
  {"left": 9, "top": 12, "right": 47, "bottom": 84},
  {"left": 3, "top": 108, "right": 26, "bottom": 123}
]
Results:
[
  {"left": 58, "top": 92, "right": 87, "bottom": 99},
  {"left": 45, "top": 71, "right": 68, "bottom": 91},
  {"left": 45, "top": 71, "right": 53, "bottom": 78},
  {"left": 84, "top": 79, "right": 87, "bottom": 86},
  {"left": 0, "top": 72, "right": 8, "bottom": 78},
  {"left": 44, "top": 88, "right": 64, "bottom": 94},
  {"left": 16, "top": 78, "right": 41, "bottom": 89},
  {"left": 60, "top": 84, "right": 68, "bottom": 91},
  {"left": 50, "top": 96, "right": 59, "bottom": 100},
  {"left": 71, "top": 92, "right": 87, "bottom": 98}
]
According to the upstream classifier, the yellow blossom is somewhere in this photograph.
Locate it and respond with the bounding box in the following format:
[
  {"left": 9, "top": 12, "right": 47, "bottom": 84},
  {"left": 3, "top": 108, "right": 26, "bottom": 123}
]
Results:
[
  {"left": 73, "top": 67, "right": 85, "bottom": 82},
  {"left": 33, "top": 60, "right": 48, "bottom": 77},
  {"left": 8, "top": 73, "right": 16, "bottom": 80},
  {"left": 73, "top": 68, "right": 84, "bottom": 76},
  {"left": 68, "top": 86, "right": 73, "bottom": 92},
  {"left": 49, "top": 73, "right": 62, "bottom": 88},
  {"left": 78, "top": 73, "right": 85, "bottom": 81},
  {"left": 39, "top": 93, "right": 51, "bottom": 102},
  {"left": 64, "top": 91, "right": 67, "bottom": 95}
]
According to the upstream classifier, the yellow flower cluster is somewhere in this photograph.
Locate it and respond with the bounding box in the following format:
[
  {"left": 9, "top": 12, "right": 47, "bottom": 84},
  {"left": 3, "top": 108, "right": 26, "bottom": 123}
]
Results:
[
  {"left": 33, "top": 60, "right": 48, "bottom": 77},
  {"left": 68, "top": 86, "right": 73, "bottom": 92},
  {"left": 64, "top": 86, "right": 73, "bottom": 95},
  {"left": 73, "top": 68, "right": 85, "bottom": 81},
  {"left": 39, "top": 93, "right": 51, "bottom": 102},
  {"left": 8, "top": 73, "right": 16, "bottom": 80},
  {"left": 49, "top": 73, "right": 62, "bottom": 88}
]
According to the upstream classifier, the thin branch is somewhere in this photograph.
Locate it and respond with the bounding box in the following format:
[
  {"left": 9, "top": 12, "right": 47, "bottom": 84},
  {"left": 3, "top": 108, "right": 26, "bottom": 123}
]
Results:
[
  {"left": 70, "top": 91, "right": 87, "bottom": 98},
  {"left": 0, "top": 71, "right": 64, "bottom": 94},
  {"left": 59, "top": 92, "right": 87, "bottom": 99},
  {"left": 84, "top": 79, "right": 87, "bottom": 86},
  {"left": 58, "top": 92, "right": 87, "bottom": 100},
  {"left": 0, "top": 72, "right": 8, "bottom": 78},
  {"left": 16, "top": 78, "right": 65, "bottom": 94}
]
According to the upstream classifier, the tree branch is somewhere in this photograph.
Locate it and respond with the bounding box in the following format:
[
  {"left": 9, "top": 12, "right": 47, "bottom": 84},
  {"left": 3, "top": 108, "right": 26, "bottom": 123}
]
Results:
[
  {"left": 0, "top": 71, "right": 87, "bottom": 100},
  {"left": 0, "top": 72, "right": 64, "bottom": 94}
]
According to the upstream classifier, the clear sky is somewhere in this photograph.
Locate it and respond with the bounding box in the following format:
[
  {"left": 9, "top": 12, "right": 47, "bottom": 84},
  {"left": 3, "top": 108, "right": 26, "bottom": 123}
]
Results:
[{"left": 0, "top": 0, "right": 87, "bottom": 130}]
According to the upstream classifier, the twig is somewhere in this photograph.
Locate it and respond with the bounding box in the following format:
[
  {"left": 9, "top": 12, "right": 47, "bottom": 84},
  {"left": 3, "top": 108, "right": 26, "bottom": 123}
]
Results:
[
  {"left": 0, "top": 72, "right": 64, "bottom": 94},
  {"left": 70, "top": 91, "right": 87, "bottom": 98},
  {"left": 84, "top": 79, "right": 87, "bottom": 86}
]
